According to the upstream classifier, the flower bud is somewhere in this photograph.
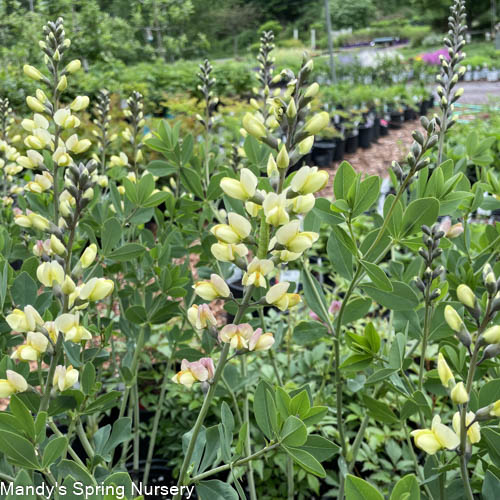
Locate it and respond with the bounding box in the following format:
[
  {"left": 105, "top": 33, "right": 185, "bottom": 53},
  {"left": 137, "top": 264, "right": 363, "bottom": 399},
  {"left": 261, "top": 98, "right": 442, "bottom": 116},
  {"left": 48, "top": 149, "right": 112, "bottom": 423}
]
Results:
[
  {"left": 304, "top": 112, "right": 329, "bottom": 135},
  {"left": 50, "top": 235, "right": 66, "bottom": 255},
  {"left": 276, "top": 146, "right": 289, "bottom": 169},
  {"left": 437, "top": 352, "right": 455, "bottom": 388},
  {"left": 66, "top": 59, "right": 81, "bottom": 73},
  {"left": 451, "top": 381, "right": 469, "bottom": 404},
  {"left": 61, "top": 275, "right": 76, "bottom": 295},
  {"left": 57, "top": 75, "right": 68, "bottom": 92},
  {"left": 23, "top": 65, "right": 43, "bottom": 81},
  {"left": 242, "top": 113, "right": 266, "bottom": 139},
  {"left": 26, "top": 96, "right": 45, "bottom": 113},
  {"left": 304, "top": 82, "right": 319, "bottom": 99},
  {"left": 286, "top": 99, "right": 297, "bottom": 119},
  {"left": 444, "top": 305, "right": 463, "bottom": 332},
  {"left": 483, "top": 325, "right": 500, "bottom": 345},
  {"left": 80, "top": 243, "right": 97, "bottom": 268},
  {"left": 457, "top": 284, "right": 475, "bottom": 308},
  {"left": 298, "top": 136, "right": 314, "bottom": 155},
  {"left": 267, "top": 154, "right": 278, "bottom": 178}
]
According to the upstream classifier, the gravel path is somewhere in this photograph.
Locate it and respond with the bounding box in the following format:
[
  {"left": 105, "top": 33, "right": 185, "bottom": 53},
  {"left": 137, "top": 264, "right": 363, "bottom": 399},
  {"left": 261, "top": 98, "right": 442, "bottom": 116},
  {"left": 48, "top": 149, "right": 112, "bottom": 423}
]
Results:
[{"left": 318, "top": 120, "right": 416, "bottom": 199}]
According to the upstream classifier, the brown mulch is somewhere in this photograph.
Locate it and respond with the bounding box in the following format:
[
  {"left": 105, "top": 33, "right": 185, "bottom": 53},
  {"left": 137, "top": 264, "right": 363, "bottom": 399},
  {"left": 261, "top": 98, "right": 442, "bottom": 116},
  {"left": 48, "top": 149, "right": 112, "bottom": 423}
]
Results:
[{"left": 318, "top": 120, "right": 417, "bottom": 199}]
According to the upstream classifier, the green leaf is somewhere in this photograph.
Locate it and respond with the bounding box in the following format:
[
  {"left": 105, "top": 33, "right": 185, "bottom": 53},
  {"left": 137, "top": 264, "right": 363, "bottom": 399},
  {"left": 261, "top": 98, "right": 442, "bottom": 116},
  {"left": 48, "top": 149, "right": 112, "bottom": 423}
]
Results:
[
  {"left": 276, "top": 387, "right": 291, "bottom": 421},
  {"left": 352, "top": 175, "right": 380, "bottom": 217},
  {"left": 280, "top": 416, "right": 307, "bottom": 447},
  {"left": 253, "top": 381, "right": 274, "bottom": 439},
  {"left": 479, "top": 379, "right": 500, "bottom": 408},
  {"left": 34, "top": 411, "right": 47, "bottom": 444},
  {"left": 289, "top": 390, "right": 311, "bottom": 419},
  {"left": 136, "top": 174, "right": 155, "bottom": 205},
  {"left": 147, "top": 159, "right": 177, "bottom": 177},
  {"left": 180, "top": 167, "right": 204, "bottom": 199},
  {"left": 200, "top": 425, "right": 221, "bottom": 472},
  {"left": 0, "top": 430, "right": 40, "bottom": 469},
  {"left": 361, "top": 281, "right": 419, "bottom": 311},
  {"left": 283, "top": 446, "right": 326, "bottom": 477},
  {"left": 107, "top": 243, "right": 146, "bottom": 261},
  {"left": 334, "top": 161, "right": 357, "bottom": 201},
  {"left": 81, "top": 362, "right": 96, "bottom": 396},
  {"left": 345, "top": 474, "right": 384, "bottom": 500},
  {"left": 42, "top": 436, "right": 68, "bottom": 468},
  {"left": 482, "top": 428, "right": 500, "bottom": 466},
  {"left": 9, "top": 395, "right": 35, "bottom": 440},
  {"left": 81, "top": 391, "right": 121, "bottom": 415},
  {"left": 390, "top": 474, "right": 420, "bottom": 500},
  {"left": 341, "top": 297, "right": 372, "bottom": 325},
  {"left": 362, "top": 395, "right": 399, "bottom": 424},
  {"left": 301, "top": 269, "right": 330, "bottom": 324},
  {"left": 125, "top": 305, "right": 148, "bottom": 324},
  {"left": 11, "top": 272, "right": 38, "bottom": 308},
  {"left": 293, "top": 321, "right": 328, "bottom": 345},
  {"left": 360, "top": 260, "right": 393, "bottom": 292},
  {"left": 196, "top": 480, "right": 238, "bottom": 500},
  {"left": 298, "top": 435, "right": 340, "bottom": 462},
  {"left": 401, "top": 198, "right": 440, "bottom": 237},
  {"left": 327, "top": 230, "right": 353, "bottom": 280},
  {"left": 58, "top": 459, "right": 96, "bottom": 485},
  {"left": 102, "top": 217, "right": 122, "bottom": 254},
  {"left": 483, "top": 469, "right": 500, "bottom": 500}
]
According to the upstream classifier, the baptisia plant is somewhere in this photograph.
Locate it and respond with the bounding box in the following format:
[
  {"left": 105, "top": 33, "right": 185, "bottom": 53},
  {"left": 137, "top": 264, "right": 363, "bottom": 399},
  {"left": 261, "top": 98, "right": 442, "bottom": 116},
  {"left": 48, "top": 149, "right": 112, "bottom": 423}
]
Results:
[
  {"left": 0, "top": 18, "right": 140, "bottom": 497},
  {"left": 168, "top": 52, "right": 335, "bottom": 499}
]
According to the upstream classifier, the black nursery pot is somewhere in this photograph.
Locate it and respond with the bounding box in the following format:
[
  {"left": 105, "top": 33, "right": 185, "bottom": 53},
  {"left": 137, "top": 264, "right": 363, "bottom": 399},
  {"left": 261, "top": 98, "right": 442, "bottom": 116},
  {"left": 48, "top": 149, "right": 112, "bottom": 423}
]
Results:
[
  {"left": 389, "top": 111, "right": 404, "bottom": 128},
  {"left": 380, "top": 123, "right": 389, "bottom": 136},
  {"left": 404, "top": 107, "right": 417, "bottom": 121},
  {"left": 372, "top": 119, "right": 380, "bottom": 142},
  {"left": 334, "top": 137, "right": 345, "bottom": 161},
  {"left": 345, "top": 134, "right": 358, "bottom": 154},
  {"left": 311, "top": 140, "right": 336, "bottom": 167},
  {"left": 419, "top": 100, "right": 429, "bottom": 116},
  {"left": 358, "top": 126, "right": 372, "bottom": 149}
]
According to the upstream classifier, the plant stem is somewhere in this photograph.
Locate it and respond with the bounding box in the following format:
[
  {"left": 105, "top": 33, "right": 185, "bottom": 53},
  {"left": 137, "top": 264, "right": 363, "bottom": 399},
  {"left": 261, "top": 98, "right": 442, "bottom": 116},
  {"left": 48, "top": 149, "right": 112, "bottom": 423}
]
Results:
[
  {"left": 39, "top": 333, "right": 63, "bottom": 413},
  {"left": 174, "top": 287, "right": 254, "bottom": 497},
  {"left": 189, "top": 442, "right": 279, "bottom": 483},
  {"left": 48, "top": 420, "right": 86, "bottom": 468},
  {"left": 76, "top": 420, "right": 94, "bottom": 460},
  {"left": 418, "top": 289, "right": 433, "bottom": 391},
  {"left": 133, "top": 384, "right": 140, "bottom": 472},
  {"left": 287, "top": 455, "right": 294, "bottom": 500},
  {"left": 143, "top": 356, "right": 174, "bottom": 483},
  {"left": 459, "top": 452, "right": 474, "bottom": 500},
  {"left": 241, "top": 355, "right": 257, "bottom": 500}
]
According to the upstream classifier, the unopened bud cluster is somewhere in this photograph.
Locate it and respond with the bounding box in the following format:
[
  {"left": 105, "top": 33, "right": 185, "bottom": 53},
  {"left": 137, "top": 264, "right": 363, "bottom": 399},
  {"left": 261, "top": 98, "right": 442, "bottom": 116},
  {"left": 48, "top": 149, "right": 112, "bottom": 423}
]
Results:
[{"left": 196, "top": 59, "right": 218, "bottom": 131}]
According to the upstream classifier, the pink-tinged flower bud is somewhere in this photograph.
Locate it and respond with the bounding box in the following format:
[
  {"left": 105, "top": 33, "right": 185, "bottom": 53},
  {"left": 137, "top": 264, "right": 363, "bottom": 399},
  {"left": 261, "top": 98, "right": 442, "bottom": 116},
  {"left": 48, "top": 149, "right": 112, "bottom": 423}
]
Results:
[
  {"left": 171, "top": 358, "right": 214, "bottom": 388},
  {"left": 249, "top": 328, "right": 275, "bottom": 351},
  {"left": 187, "top": 304, "right": 217, "bottom": 330}
]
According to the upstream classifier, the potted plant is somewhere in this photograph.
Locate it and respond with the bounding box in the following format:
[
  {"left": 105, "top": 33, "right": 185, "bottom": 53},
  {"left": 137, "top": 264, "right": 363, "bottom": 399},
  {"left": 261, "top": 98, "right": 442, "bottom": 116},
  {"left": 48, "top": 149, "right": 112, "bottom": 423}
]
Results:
[{"left": 311, "top": 126, "right": 339, "bottom": 166}]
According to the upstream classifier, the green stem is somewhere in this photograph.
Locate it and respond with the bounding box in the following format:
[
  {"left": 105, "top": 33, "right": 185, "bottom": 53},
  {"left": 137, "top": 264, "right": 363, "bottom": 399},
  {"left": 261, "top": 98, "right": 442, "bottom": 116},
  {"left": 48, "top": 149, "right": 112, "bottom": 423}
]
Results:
[
  {"left": 174, "top": 287, "right": 254, "bottom": 498},
  {"left": 143, "top": 356, "right": 174, "bottom": 483},
  {"left": 459, "top": 452, "right": 474, "bottom": 500},
  {"left": 242, "top": 355, "right": 257, "bottom": 500},
  {"left": 48, "top": 420, "right": 86, "bottom": 468},
  {"left": 39, "top": 333, "right": 63, "bottom": 413},
  {"left": 418, "top": 292, "right": 433, "bottom": 391},
  {"left": 190, "top": 442, "right": 279, "bottom": 483},
  {"left": 287, "top": 455, "right": 294, "bottom": 500},
  {"left": 222, "top": 375, "right": 242, "bottom": 426},
  {"left": 76, "top": 420, "right": 94, "bottom": 460}
]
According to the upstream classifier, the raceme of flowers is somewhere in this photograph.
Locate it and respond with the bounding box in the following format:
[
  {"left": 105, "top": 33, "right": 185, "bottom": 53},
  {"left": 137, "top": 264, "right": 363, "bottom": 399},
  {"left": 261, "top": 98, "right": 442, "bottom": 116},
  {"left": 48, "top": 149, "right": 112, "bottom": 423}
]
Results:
[{"left": 2, "top": 18, "right": 114, "bottom": 402}]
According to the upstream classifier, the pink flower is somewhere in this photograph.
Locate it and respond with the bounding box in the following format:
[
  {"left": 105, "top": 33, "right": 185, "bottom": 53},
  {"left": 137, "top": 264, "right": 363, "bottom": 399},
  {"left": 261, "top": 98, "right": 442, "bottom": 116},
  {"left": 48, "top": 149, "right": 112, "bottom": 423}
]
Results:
[
  {"left": 309, "top": 311, "right": 320, "bottom": 321},
  {"left": 329, "top": 300, "right": 342, "bottom": 314},
  {"left": 248, "top": 328, "right": 275, "bottom": 351},
  {"left": 171, "top": 357, "right": 215, "bottom": 388}
]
